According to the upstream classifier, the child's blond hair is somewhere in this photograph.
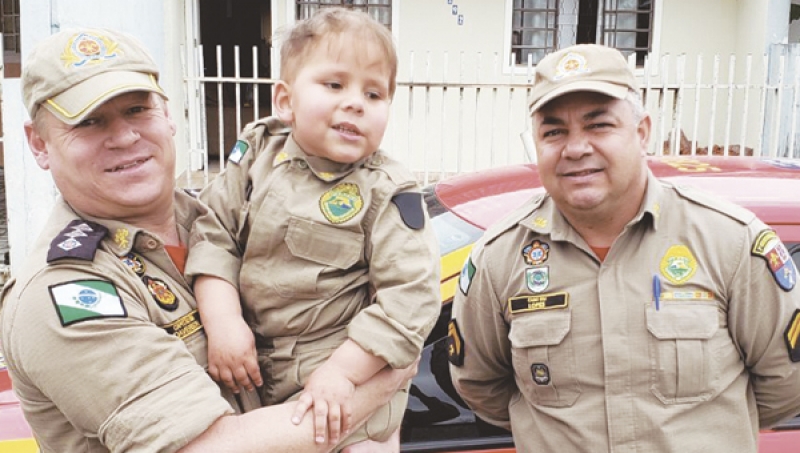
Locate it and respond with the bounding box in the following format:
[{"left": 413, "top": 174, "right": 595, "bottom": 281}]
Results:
[{"left": 278, "top": 7, "right": 398, "bottom": 97}]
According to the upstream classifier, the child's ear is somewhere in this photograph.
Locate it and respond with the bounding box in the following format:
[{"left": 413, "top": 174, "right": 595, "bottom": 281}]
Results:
[{"left": 272, "top": 81, "right": 294, "bottom": 124}]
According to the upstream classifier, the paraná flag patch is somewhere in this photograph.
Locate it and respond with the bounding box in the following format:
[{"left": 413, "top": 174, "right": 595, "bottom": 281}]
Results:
[{"left": 48, "top": 279, "right": 127, "bottom": 326}]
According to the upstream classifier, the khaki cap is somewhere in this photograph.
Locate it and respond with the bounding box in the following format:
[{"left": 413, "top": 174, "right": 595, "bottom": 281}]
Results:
[
  {"left": 528, "top": 44, "right": 639, "bottom": 115},
  {"left": 22, "top": 28, "right": 167, "bottom": 125}
]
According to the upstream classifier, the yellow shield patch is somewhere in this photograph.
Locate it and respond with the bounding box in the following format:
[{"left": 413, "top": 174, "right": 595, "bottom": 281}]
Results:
[
  {"left": 660, "top": 245, "right": 698, "bottom": 285},
  {"left": 319, "top": 182, "right": 364, "bottom": 224}
]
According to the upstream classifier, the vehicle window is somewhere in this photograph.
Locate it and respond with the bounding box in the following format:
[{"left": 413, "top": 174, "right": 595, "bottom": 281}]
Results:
[
  {"left": 789, "top": 242, "right": 800, "bottom": 268},
  {"left": 424, "top": 186, "right": 484, "bottom": 256}
]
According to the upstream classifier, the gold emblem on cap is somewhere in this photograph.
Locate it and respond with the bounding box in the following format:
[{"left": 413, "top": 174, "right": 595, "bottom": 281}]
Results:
[
  {"left": 61, "top": 32, "right": 120, "bottom": 68},
  {"left": 554, "top": 52, "right": 590, "bottom": 80},
  {"left": 114, "top": 228, "right": 130, "bottom": 249}
]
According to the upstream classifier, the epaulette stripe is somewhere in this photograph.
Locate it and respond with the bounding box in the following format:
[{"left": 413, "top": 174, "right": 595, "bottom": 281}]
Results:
[{"left": 47, "top": 219, "right": 108, "bottom": 263}]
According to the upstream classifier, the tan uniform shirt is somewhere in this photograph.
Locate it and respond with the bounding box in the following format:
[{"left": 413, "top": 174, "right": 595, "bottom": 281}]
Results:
[
  {"left": 450, "top": 171, "right": 800, "bottom": 453},
  {"left": 186, "top": 117, "right": 440, "bottom": 396},
  {"left": 0, "top": 193, "right": 234, "bottom": 453}
]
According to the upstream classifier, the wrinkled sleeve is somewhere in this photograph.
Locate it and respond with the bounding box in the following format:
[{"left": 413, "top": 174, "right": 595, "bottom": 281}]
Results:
[
  {"left": 184, "top": 130, "right": 259, "bottom": 288},
  {"left": 347, "top": 187, "right": 441, "bottom": 369},
  {"left": 2, "top": 266, "right": 232, "bottom": 453},
  {"left": 449, "top": 242, "right": 515, "bottom": 430},
  {"left": 728, "top": 223, "right": 800, "bottom": 428}
]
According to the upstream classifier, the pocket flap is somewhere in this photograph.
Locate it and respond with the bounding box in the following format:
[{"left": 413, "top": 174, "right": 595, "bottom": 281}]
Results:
[
  {"left": 646, "top": 304, "right": 719, "bottom": 340},
  {"left": 285, "top": 217, "right": 363, "bottom": 268},
  {"left": 509, "top": 310, "right": 571, "bottom": 348}
]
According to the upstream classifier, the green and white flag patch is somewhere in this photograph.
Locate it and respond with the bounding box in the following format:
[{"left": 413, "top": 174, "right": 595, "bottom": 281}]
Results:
[{"left": 48, "top": 279, "right": 127, "bottom": 326}]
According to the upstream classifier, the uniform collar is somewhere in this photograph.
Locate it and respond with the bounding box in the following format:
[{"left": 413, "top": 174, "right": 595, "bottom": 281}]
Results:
[
  {"left": 57, "top": 190, "right": 199, "bottom": 257},
  {"left": 274, "top": 134, "right": 381, "bottom": 182},
  {"left": 519, "top": 168, "right": 662, "bottom": 238}
]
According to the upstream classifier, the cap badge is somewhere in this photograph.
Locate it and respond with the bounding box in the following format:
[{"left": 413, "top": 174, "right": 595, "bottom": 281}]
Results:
[
  {"left": 62, "top": 32, "right": 120, "bottom": 68},
  {"left": 554, "top": 52, "right": 590, "bottom": 81}
]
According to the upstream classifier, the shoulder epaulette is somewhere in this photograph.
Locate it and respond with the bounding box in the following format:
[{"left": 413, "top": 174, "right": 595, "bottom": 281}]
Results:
[
  {"left": 672, "top": 183, "right": 755, "bottom": 225},
  {"left": 47, "top": 219, "right": 108, "bottom": 263},
  {"left": 483, "top": 194, "right": 546, "bottom": 246}
]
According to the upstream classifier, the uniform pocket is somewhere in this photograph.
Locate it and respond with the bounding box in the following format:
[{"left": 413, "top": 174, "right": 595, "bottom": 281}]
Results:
[
  {"left": 646, "top": 303, "right": 719, "bottom": 404},
  {"left": 273, "top": 217, "right": 364, "bottom": 299},
  {"left": 509, "top": 310, "right": 580, "bottom": 407}
]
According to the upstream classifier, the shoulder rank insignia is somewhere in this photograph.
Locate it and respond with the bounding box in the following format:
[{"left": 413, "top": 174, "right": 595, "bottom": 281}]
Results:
[
  {"left": 659, "top": 245, "right": 697, "bottom": 285},
  {"left": 785, "top": 309, "right": 800, "bottom": 362},
  {"left": 47, "top": 220, "right": 108, "bottom": 263},
  {"left": 391, "top": 192, "right": 425, "bottom": 230},
  {"left": 228, "top": 140, "right": 249, "bottom": 165},
  {"left": 319, "top": 182, "right": 363, "bottom": 224},
  {"left": 48, "top": 279, "right": 127, "bottom": 326},
  {"left": 508, "top": 292, "right": 568, "bottom": 314},
  {"left": 447, "top": 319, "right": 465, "bottom": 366},
  {"left": 752, "top": 229, "right": 796, "bottom": 292},
  {"left": 143, "top": 276, "right": 179, "bottom": 311}
]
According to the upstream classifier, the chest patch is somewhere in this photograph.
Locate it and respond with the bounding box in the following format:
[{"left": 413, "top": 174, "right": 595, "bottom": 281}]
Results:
[
  {"left": 163, "top": 309, "right": 204, "bottom": 340},
  {"left": 144, "top": 276, "right": 180, "bottom": 311},
  {"left": 319, "top": 182, "right": 363, "bottom": 224},
  {"left": 659, "top": 245, "right": 698, "bottom": 285},
  {"left": 48, "top": 279, "right": 127, "bottom": 326},
  {"left": 508, "top": 292, "right": 569, "bottom": 314}
]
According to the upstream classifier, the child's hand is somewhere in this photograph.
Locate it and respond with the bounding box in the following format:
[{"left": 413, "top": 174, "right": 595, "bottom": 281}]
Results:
[
  {"left": 298, "top": 365, "right": 356, "bottom": 445},
  {"left": 206, "top": 316, "right": 262, "bottom": 393}
]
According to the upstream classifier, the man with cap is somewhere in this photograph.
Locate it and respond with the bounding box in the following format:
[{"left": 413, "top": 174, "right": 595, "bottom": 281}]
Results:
[
  {"left": 448, "top": 43, "right": 800, "bottom": 452},
  {"left": 0, "top": 27, "right": 415, "bottom": 453}
]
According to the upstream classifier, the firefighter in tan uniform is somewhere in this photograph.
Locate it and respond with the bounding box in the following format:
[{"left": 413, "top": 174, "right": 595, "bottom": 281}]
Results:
[
  {"left": 186, "top": 9, "right": 440, "bottom": 452},
  {"left": 0, "top": 27, "right": 416, "bottom": 453},
  {"left": 448, "top": 44, "right": 800, "bottom": 453}
]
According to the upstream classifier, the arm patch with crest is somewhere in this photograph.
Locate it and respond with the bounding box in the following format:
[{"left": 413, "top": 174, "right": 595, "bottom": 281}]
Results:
[{"left": 751, "top": 229, "right": 797, "bottom": 292}]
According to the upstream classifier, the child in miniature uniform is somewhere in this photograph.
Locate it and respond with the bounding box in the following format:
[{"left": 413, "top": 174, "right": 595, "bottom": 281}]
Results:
[{"left": 185, "top": 7, "right": 441, "bottom": 452}]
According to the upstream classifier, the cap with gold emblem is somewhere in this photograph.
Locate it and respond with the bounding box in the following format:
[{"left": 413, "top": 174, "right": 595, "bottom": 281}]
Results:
[
  {"left": 528, "top": 44, "right": 639, "bottom": 115},
  {"left": 22, "top": 27, "right": 167, "bottom": 125}
]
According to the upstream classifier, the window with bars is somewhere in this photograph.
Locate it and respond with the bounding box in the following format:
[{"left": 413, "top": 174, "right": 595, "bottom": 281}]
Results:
[
  {"left": 510, "top": 0, "right": 653, "bottom": 66},
  {"left": 0, "top": 0, "right": 20, "bottom": 57},
  {"left": 511, "top": 0, "right": 558, "bottom": 65},
  {"left": 296, "top": 0, "right": 392, "bottom": 29}
]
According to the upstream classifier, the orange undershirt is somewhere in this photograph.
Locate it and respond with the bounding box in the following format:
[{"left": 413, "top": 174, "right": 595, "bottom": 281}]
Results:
[
  {"left": 165, "top": 244, "right": 188, "bottom": 274},
  {"left": 591, "top": 246, "right": 610, "bottom": 262}
]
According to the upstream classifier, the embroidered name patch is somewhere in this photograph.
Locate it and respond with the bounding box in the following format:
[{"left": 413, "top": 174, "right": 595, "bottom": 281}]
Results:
[
  {"left": 752, "top": 229, "right": 797, "bottom": 292},
  {"left": 48, "top": 279, "right": 127, "bottom": 326},
  {"left": 508, "top": 292, "right": 569, "bottom": 314},
  {"left": 163, "top": 310, "right": 204, "bottom": 340}
]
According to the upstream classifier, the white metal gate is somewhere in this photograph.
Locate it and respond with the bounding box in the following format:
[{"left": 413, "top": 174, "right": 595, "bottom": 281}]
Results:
[{"left": 182, "top": 45, "right": 800, "bottom": 187}]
